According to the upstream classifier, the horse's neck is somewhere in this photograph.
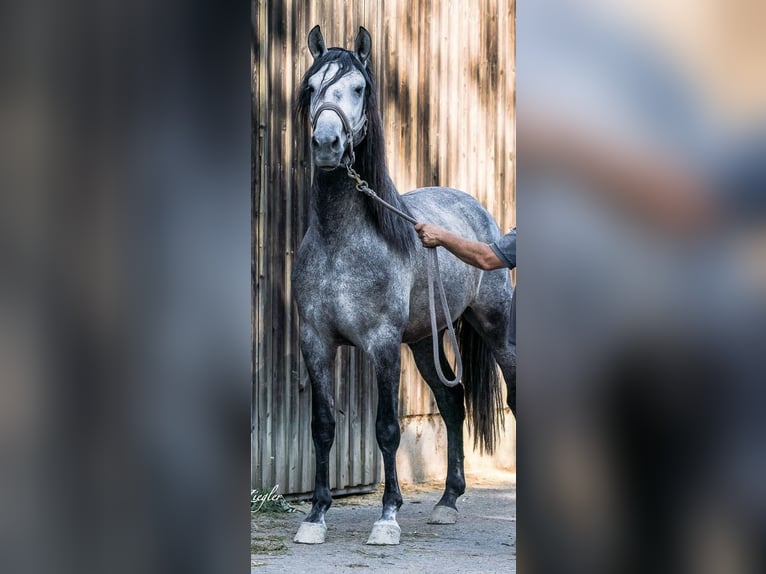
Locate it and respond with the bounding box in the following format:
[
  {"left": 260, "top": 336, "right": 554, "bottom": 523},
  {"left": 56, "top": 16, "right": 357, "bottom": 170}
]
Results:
[{"left": 312, "top": 169, "right": 379, "bottom": 238}]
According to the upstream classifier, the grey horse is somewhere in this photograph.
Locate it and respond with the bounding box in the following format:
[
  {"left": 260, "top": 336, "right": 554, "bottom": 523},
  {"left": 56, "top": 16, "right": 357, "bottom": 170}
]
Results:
[{"left": 292, "top": 25, "right": 515, "bottom": 545}]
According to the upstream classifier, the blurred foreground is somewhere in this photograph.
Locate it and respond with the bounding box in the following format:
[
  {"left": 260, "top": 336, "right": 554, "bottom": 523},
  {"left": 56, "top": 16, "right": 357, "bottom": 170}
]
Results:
[{"left": 519, "top": 1, "right": 766, "bottom": 573}]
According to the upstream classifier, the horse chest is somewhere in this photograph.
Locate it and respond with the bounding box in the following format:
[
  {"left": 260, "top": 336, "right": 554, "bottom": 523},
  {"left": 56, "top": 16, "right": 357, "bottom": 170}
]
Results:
[{"left": 294, "top": 238, "right": 410, "bottom": 333}]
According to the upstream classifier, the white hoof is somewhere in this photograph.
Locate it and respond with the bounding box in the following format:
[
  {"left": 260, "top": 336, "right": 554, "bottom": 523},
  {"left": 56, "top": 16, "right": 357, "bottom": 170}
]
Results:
[
  {"left": 366, "top": 519, "right": 401, "bottom": 545},
  {"left": 293, "top": 521, "right": 327, "bottom": 544},
  {"left": 428, "top": 505, "right": 458, "bottom": 524}
]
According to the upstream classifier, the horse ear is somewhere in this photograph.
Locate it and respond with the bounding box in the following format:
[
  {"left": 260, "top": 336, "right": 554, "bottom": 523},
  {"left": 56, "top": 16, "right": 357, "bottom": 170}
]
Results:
[
  {"left": 354, "top": 27, "right": 372, "bottom": 66},
  {"left": 308, "top": 25, "right": 326, "bottom": 60}
]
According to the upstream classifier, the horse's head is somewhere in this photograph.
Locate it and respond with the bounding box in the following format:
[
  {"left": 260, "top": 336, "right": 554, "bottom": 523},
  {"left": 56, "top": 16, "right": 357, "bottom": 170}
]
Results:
[{"left": 297, "top": 26, "right": 373, "bottom": 171}]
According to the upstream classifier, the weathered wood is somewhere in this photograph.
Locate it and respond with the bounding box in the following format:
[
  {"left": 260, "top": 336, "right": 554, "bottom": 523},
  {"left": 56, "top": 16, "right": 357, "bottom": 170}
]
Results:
[{"left": 253, "top": 0, "right": 515, "bottom": 494}]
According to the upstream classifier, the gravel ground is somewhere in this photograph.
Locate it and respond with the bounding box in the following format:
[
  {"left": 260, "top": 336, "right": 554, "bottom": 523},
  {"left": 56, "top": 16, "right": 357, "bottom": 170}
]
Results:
[{"left": 251, "top": 473, "right": 516, "bottom": 573}]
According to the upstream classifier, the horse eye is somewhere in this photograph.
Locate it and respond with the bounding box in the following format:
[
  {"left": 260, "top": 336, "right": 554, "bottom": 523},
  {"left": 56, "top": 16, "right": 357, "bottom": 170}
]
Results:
[
  {"left": 354, "top": 86, "right": 364, "bottom": 96},
  {"left": 307, "top": 86, "right": 315, "bottom": 94}
]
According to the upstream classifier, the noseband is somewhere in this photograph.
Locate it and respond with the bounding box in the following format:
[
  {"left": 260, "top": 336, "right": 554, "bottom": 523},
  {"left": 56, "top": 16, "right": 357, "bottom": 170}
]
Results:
[{"left": 311, "top": 102, "right": 368, "bottom": 166}]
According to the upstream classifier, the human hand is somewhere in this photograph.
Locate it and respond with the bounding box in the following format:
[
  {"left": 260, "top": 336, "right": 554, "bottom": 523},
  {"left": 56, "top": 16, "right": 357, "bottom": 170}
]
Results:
[{"left": 415, "top": 223, "right": 445, "bottom": 248}]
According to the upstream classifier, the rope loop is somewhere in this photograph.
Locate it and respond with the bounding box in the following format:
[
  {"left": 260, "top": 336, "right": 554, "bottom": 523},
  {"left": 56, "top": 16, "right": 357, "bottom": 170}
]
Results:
[{"left": 343, "top": 161, "right": 463, "bottom": 387}]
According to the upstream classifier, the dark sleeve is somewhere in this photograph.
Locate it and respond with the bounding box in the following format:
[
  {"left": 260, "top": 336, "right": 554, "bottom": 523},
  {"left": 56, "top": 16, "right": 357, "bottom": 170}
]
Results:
[{"left": 490, "top": 228, "right": 516, "bottom": 269}]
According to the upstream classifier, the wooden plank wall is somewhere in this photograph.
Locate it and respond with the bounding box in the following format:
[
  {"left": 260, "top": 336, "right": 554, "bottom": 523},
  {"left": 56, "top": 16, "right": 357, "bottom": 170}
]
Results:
[{"left": 253, "top": 0, "right": 515, "bottom": 494}]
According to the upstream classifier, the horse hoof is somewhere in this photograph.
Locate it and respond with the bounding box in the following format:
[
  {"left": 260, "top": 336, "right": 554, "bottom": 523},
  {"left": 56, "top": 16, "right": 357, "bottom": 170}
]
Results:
[
  {"left": 428, "top": 505, "right": 458, "bottom": 524},
  {"left": 366, "top": 519, "right": 401, "bottom": 545},
  {"left": 294, "top": 521, "right": 327, "bottom": 544}
]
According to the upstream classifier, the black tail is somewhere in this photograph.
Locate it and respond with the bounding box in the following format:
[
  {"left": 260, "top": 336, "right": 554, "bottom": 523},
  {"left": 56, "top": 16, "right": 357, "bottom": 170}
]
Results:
[{"left": 456, "top": 318, "right": 505, "bottom": 455}]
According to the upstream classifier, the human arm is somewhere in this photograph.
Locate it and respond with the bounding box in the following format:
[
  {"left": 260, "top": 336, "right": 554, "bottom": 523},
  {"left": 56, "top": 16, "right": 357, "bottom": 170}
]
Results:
[{"left": 415, "top": 223, "right": 507, "bottom": 270}]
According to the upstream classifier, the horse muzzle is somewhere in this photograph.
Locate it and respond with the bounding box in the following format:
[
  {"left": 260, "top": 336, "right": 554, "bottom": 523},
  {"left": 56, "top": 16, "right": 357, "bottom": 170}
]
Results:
[
  {"left": 311, "top": 126, "right": 348, "bottom": 170},
  {"left": 310, "top": 102, "right": 367, "bottom": 170}
]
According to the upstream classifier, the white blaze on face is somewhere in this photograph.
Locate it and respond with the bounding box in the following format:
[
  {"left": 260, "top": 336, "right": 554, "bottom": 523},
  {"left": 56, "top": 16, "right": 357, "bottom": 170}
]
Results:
[{"left": 308, "top": 63, "right": 366, "bottom": 163}]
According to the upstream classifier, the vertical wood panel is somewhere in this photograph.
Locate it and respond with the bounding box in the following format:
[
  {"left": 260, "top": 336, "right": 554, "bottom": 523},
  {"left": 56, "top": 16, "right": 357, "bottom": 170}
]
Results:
[{"left": 253, "top": 0, "right": 515, "bottom": 494}]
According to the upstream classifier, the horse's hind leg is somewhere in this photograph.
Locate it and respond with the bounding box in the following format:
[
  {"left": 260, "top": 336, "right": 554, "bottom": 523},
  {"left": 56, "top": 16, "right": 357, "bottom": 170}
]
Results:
[
  {"left": 409, "top": 336, "right": 466, "bottom": 524},
  {"left": 294, "top": 328, "right": 337, "bottom": 544}
]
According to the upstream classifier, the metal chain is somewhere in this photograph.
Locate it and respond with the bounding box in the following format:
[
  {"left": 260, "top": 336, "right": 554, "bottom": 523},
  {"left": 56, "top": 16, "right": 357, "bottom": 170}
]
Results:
[{"left": 344, "top": 163, "right": 419, "bottom": 225}]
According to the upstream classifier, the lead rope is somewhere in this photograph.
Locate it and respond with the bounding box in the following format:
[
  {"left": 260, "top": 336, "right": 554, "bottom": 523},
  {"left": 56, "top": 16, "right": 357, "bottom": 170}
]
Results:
[{"left": 345, "top": 162, "right": 463, "bottom": 387}]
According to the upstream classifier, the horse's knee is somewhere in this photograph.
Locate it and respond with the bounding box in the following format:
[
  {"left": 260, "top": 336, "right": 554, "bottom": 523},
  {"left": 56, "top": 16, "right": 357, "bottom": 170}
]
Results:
[
  {"left": 311, "top": 417, "right": 336, "bottom": 448},
  {"left": 376, "top": 419, "right": 400, "bottom": 441},
  {"left": 375, "top": 420, "right": 401, "bottom": 453}
]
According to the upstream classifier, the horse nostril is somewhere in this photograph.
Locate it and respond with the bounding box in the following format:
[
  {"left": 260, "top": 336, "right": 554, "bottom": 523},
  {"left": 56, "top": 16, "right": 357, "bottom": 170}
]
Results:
[{"left": 312, "top": 132, "right": 342, "bottom": 153}]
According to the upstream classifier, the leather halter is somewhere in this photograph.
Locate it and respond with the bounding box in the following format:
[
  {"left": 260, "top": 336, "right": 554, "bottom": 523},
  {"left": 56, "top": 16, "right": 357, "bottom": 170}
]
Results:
[{"left": 311, "top": 102, "right": 368, "bottom": 165}]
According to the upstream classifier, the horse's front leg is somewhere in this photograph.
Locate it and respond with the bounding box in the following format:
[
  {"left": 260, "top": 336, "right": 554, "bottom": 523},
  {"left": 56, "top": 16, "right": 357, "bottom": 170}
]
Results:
[
  {"left": 294, "top": 327, "right": 337, "bottom": 544},
  {"left": 366, "top": 336, "right": 404, "bottom": 545}
]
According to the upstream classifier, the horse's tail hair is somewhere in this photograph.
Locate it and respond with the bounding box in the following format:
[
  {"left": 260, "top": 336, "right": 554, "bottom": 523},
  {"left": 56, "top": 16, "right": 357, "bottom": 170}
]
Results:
[{"left": 456, "top": 318, "right": 505, "bottom": 455}]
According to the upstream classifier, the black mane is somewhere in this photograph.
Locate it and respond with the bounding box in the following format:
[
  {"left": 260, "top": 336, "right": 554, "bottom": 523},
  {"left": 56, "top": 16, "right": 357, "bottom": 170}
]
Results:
[{"left": 295, "top": 49, "right": 416, "bottom": 255}]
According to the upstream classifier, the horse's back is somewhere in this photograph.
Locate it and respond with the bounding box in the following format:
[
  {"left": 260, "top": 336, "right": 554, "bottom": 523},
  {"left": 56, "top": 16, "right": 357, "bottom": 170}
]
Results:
[{"left": 403, "top": 187, "right": 505, "bottom": 241}]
